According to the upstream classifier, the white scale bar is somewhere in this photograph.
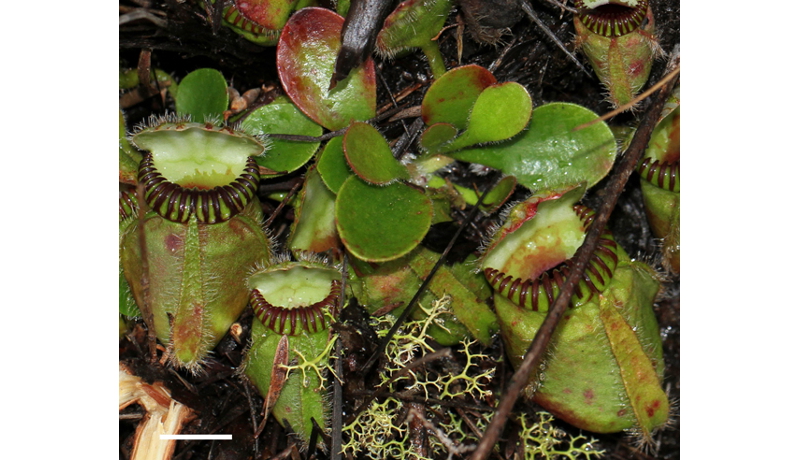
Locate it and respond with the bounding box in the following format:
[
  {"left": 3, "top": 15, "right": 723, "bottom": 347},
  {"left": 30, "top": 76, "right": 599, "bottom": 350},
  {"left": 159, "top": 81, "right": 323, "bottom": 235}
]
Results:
[{"left": 160, "top": 434, "right": 232, "bottom": 440}]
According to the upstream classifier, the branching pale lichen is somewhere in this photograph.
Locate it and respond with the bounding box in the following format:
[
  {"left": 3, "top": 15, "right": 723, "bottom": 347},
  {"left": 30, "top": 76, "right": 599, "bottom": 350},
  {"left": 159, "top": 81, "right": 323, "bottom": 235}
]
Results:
[
  {"left": 517, "top": 412, "right": 605, "bottom": 460},
  {"left": 281, "top": 332, "right": 340, "bottom": 390},
  {"left": 437, "top": 340, "right": 494, "bottom": 400}
]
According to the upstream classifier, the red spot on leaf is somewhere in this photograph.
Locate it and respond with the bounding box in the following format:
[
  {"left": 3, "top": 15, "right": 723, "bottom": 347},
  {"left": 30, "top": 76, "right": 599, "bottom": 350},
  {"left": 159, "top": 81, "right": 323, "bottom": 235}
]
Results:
[
  {"left": 645, "top": 399, "right": 661, "bottom": 417},
  {"left": 477, "top": 71, "right": 497, "bottom": 88},
  {"left": 165, "top": 233, "right": 183, "bottom": 253},
  {"left": 628, "top": 58, "right": 646, "bottom": 77}
]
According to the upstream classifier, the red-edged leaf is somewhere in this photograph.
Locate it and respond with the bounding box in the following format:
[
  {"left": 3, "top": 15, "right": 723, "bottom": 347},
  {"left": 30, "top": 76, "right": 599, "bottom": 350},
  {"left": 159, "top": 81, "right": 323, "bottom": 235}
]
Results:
[{"left": 277, "top": 8, "right": 377, "bottom": 131}]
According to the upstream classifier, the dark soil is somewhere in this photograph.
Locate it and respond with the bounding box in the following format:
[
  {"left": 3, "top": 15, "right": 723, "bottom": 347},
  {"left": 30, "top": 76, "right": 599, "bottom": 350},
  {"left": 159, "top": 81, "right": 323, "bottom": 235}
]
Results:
[{"left": 119, "top": 1, "right": 679, "bottom": 458}]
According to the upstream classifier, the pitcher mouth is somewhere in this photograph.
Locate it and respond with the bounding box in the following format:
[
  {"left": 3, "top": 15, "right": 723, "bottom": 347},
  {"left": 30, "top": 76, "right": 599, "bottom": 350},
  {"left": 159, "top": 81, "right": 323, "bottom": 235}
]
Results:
[
  {"left": 575, "top": 0, "right": 649, "bottom": 37},
  {"left": 251, "top": 279, "right": 341, "bottom": 336},
  {"left": 223, "top": 2, "right": 268, "bottom": 36},
  {"left": 484, "top": 205, "right": 620, "bottom": 312},
  {"left": 248, "top": 262, "right": 342, "bottom": 336},
  {"left": 220, "top": 1, "right": 282, "bottom": 44},
  {"left": 138, "top": 153, "right": 260, "bottom": 224}
]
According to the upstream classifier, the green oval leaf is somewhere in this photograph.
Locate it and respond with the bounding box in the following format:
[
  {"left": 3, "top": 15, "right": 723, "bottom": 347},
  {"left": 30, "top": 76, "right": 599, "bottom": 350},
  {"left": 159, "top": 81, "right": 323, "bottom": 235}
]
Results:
[
  {"left": 450, "top": 102, "right": 617, "bottom": 191},
  {"left": 421, "top": 65, "right": 496, "bottom": 129},
  {"left": 277, "top": 7, "right": 377, "bottom": 131},
  {"left": 176, "top": 68, "right": 229, "bottom": 122},
  {"left": 419, "top": 122, "right": 458, "bottom": 153},
  {"left": 443, "top": 82, "right": 532, "bottom": 152},
  {"left": 241, "top": 96, "right": 322, "bottom": 175},
  {"left": 336, "top": 176, "right": 432, "bottom": 262},
  {"left": 317, "top": 136, "right": 352, "bottom": 193},
  {"left": 344, "top": 122, "right": 409, "bottom": 184}
]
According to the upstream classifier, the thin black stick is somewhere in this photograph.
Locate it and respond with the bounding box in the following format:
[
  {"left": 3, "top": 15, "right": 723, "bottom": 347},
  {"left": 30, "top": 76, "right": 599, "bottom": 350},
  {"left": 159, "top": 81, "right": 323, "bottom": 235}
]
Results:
[
  {"left": 243, "top": 383, "right": 260, "bottom": 454},
  {"left": 391, "top": 117, "right": 425, "bottom": 160},
  {"left": 468, "top": 49, "right": 680, "bottom": 460},
  {"left": 264, "top": 103, "right": 418, "bottom": 144},
  {"left": 263, "top": 178, "right": 303, "bottom": 229},
  {"left": 269, "top": 128, "right": 348, "bottom": 144}
]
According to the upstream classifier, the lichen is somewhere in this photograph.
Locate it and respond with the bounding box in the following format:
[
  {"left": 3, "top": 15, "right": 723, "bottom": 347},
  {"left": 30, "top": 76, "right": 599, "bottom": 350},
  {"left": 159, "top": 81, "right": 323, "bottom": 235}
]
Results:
[
  {"left": 341, "top": 295, "right": 605, "bottom": 459},
  {"left": 516, "top": 412, "right": 605, "bottom": 460}
]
